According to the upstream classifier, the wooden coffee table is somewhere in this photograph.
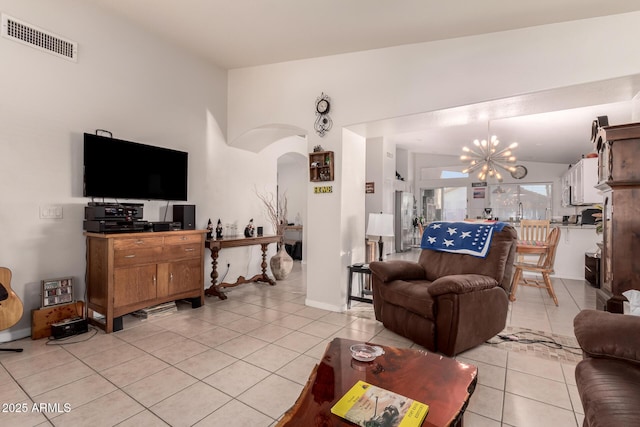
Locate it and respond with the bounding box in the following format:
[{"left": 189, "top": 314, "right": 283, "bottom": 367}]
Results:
[{"left": 278, "top": 338, "right": 478, "bottom": 427}]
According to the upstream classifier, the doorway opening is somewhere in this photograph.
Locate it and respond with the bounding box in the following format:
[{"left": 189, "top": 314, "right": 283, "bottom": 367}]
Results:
[{"left": 420, "top": 186, "right": 467, "bottom": 222}]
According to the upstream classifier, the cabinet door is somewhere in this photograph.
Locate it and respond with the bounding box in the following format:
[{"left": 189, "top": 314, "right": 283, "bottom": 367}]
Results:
[
  {"left": 561, "top": 170, "right": 572, "bottom": 207},
  {"left": 163, "top": 258, "right": 202, "bottom": 297},
  {"left": 601, "top": 193, "right": 612, "bottom": 294},
  {"left": 571, "top": 163, "right": 584, "bottom": 204},
  {"left": 113, "top": 264, "right": 157, "bottom": 307}
]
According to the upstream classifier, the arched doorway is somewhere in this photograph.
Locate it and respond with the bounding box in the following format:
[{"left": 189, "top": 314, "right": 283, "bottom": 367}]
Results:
[{"left": 278, "top": 151, "right": 307, "bottom": 261}]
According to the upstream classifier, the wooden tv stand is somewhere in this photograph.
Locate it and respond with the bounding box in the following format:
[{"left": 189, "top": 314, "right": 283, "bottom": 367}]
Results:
[{"left": 84, "top": 230, "right": 206, "bottom": 333}]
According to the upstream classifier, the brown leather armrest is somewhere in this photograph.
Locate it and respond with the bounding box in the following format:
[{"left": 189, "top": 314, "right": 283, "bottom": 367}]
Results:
[
  {"left": 574, "top": 309, "right": 640, "bottom": 364},
  {"left": 368, "top": 260, "right": 426, "bottom": 283},
  {"left": 428, "top": 274, "right": 499, "bottom": 297}
]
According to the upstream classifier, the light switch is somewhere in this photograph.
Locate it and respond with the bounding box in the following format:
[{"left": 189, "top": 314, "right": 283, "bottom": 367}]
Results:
[{"left": 40, "top": 205, "right": 63, "bottom": 219}]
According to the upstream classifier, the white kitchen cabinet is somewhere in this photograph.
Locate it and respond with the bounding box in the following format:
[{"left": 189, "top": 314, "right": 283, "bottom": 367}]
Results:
[{"left": 569, "top": 158, "right": 600, "bottom": 205}]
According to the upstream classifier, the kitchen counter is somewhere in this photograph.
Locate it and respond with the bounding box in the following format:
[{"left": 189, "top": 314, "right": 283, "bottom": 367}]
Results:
[
  {"left": 508, "top": 222, "right": 599, "bottom": 280},
  {"left": 554, "top": 226, "right": 600, "bottom": 280},
  {"left": 504, "top": 221, "right": 596, "bottom": 229}
]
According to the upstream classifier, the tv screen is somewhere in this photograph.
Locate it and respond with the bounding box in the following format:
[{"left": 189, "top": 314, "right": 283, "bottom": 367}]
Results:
[{"left": 83, "top": 133, "right": 188, "bottom": 201}]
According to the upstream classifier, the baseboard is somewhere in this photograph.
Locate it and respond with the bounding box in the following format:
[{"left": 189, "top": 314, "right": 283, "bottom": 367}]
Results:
[
  {"left": 304, "top": 298, "right": 342, "bottom": 313},
  {"left": 0, "top": 326, "right": 31, "bottom": 343}
]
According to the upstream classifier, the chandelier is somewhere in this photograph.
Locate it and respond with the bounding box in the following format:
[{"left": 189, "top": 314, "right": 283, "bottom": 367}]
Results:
[{"left": 460, "top": 132, "right": 518, "bottom": 182}]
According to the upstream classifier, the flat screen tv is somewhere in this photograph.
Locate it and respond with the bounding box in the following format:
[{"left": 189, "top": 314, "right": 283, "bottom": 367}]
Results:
[{"left": 83, "top": 133, "right": 188, "bottom": 201}]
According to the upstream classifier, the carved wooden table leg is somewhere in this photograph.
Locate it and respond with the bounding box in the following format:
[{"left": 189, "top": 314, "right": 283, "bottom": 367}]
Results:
[
  {"left": 205, "top": 247, "right": 227, "bottom": 300},
  {"left": 260, "top": 242, "right": 276, "bottom": 286}
]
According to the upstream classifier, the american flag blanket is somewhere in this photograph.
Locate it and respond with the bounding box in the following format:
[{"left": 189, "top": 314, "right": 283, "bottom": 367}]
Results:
[{"left": 421, "top": 221, "right": 508, "bottom": 258}]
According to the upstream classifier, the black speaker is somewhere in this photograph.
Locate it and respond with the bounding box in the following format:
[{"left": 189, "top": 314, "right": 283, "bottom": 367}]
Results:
[{"left": 173, "top": 205, "right": 196, "bottom": 230}]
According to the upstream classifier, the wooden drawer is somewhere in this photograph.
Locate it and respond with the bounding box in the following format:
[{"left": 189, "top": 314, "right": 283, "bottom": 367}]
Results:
[
  {"left": 113, "top": 236, "right": 164, "bottom": 250},
  {"left": 164, "top": 233, "right": 202, "bottom": 245},
  {"left": 163, "top": 244, "right": 201, "bottom": 260},
  {"left": 114, "top": 247, "right": 162, "bottom": 267}
]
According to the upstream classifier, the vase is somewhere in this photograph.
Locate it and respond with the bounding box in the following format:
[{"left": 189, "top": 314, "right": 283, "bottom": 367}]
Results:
[{"left": 270, "top": 246, "right": 293, "bottom": 280}]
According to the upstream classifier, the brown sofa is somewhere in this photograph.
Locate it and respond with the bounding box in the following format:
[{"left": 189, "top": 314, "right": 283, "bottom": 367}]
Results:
[
  {"left": 574, "top": 309, "right": 640, "bottom": 427},
  {"left": 369, "top": 224, "right": 517, "bottom": 356}
]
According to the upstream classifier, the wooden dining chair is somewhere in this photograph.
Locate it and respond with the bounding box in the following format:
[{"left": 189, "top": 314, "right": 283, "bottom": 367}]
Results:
[
  {"left": 518, "top": 219, "right": 550, "bottom": 262},
  {"left": 509, "top": 227, "right": 561, "bottom": 306},
  {"left": 519, "top": 219, "right": 550, "bottom": 242}
]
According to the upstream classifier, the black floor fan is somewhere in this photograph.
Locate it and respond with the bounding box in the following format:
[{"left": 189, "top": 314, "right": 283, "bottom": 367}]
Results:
[{"left": 0, "top": 267, "right": 24, "bottom": 352}]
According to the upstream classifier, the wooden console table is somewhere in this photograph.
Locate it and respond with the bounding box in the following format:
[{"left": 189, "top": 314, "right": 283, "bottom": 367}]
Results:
[
  {"left": 205, "top": 235, "right": 280, "bottom": 300},
  {"left": 85, "top": 230, "right": 206, "bottom": 333}
]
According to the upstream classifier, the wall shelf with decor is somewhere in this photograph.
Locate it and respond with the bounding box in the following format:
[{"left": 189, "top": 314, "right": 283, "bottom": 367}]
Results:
[{"left": 309, "top": 150, "right": 334, "bottom": 182}]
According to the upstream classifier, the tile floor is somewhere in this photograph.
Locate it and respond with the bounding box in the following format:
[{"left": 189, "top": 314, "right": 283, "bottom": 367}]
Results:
[{"left": 0, "top": 250, "right": 596, "bottom": 426}]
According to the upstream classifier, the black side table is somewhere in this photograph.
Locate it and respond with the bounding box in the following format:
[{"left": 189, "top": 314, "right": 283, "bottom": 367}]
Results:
[{"left": 347, "top": 264, "right": 373, "bottom": 308}]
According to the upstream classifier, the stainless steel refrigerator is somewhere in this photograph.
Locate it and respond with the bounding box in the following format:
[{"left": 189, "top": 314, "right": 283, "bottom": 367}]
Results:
[{"left": 395, "top": 191, "right": 414, "bottom": 252}]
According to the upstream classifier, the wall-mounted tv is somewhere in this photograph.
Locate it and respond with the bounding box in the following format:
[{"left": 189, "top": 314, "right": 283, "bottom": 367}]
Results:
[{"left": 83, "top": 133, "right": 188, "bottom": 201}]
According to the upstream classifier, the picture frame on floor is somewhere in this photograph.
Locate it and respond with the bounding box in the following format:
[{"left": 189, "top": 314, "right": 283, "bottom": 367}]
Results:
[{"left": 41, "top": 277, "right": 73, "bottom": 308}]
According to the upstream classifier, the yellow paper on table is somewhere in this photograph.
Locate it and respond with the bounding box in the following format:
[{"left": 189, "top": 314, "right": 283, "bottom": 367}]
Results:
[{"left": 331, "top": 380, "right": 429, "bottom": 427}]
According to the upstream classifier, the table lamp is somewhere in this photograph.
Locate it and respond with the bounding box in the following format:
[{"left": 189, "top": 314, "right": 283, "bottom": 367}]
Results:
[{"left": 366, "top": 213, "right": 394, "bottom": 261}]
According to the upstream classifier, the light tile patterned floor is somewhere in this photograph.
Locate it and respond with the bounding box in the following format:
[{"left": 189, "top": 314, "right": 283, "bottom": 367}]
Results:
[{"left": 0, "top": 250, "right": 595, "bottom": 426}]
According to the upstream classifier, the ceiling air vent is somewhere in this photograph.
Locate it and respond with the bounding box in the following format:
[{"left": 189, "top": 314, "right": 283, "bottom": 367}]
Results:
[{"left": 1, "top": 14, "right": 77, "bottom": 62}]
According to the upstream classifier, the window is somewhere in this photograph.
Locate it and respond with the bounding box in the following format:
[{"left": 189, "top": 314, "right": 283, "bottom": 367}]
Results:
[{"left": 488, "top": 183, "right": 552, "bottom": 221}]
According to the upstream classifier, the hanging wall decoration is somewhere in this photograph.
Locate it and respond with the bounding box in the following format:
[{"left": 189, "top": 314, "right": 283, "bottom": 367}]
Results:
[{"left": 314, "top": 92, "right": 332, "bottom": 137}]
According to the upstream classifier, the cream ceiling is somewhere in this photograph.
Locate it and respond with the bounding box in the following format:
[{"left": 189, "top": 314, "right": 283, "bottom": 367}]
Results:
[{"left": 87, "top": 0, "right": 640, "bottom": 164}]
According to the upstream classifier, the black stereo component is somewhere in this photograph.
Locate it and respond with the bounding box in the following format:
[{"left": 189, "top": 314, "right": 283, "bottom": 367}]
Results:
[
  {"left": 173, "top": 205, "right": 196, "bottom": 230},
  {"left": 83, "top": 220, "right": 147, "bottom": 233},
  {"left": 51, "top": 317, "right": 88, "bottom": 339},
  {"left": 85, "top": 203, "right": 144, "bottom": 221},
  {"left": 150, "top": 221, "right": 182, "bottom": 232}
]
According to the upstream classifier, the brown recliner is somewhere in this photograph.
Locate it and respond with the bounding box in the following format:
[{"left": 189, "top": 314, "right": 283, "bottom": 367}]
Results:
[
  {"left": 369, "top": 224, "right": 517, "bottom": 356},
  {"left": 574, "top": 309, "right": 640, "bottom": 427}
]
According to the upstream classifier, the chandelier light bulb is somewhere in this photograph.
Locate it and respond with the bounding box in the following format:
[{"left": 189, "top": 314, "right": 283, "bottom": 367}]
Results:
[
  {"left": 473, "top": 139, "right": 480, "bottom": 146},
  {"left": 462, "top": 146, "right": 470, "bottom": 152},
  {"left": 509, "top": 142, "right": 518, "bottom": 149}
]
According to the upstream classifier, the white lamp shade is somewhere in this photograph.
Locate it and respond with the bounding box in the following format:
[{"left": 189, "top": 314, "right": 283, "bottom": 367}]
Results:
[{"left": 366, "top": 213, "right": 394, "bottom": 237}]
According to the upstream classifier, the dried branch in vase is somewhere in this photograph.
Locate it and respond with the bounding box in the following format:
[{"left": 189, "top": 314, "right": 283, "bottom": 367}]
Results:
[{"left": 254, "top": 188, "right": 288, "bottom": 246}]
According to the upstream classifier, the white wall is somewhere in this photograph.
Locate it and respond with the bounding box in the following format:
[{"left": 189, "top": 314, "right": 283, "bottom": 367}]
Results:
[
  {"left": 365, "top": 137, "right": 384, "bottom": 216},
  {"left": 0, "top": 1, "right": 306, "bottom": 340}
]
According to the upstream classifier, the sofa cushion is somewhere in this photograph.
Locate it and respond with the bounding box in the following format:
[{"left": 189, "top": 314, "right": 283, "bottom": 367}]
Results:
[
  {"left": 428, "top": 274, "right": 499, "bottom": 297},
  {"left": 576, "top": 358, "right": 640, "bottom": 427},
  {"left": 376, "top": 279, "right": 434, "bottom": 319},
  {"left": 574, "top": 310, "right": 640, "bottom": 365}
]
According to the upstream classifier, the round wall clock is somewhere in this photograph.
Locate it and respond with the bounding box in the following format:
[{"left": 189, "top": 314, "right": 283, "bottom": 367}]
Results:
[
  {"left": 314, "top": 92, "right": 332, "bottom": 137},
  {"left": 316, "top": 98, "right": 330, "bottom": 114},
  {"left": 511, "top": 165, "right": 528, "bottom": 179}
]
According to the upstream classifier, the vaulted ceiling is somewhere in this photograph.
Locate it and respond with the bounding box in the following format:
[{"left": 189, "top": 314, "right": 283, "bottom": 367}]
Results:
[{"left": 87, "top": 1, "right": 640, "bottom": 164}]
